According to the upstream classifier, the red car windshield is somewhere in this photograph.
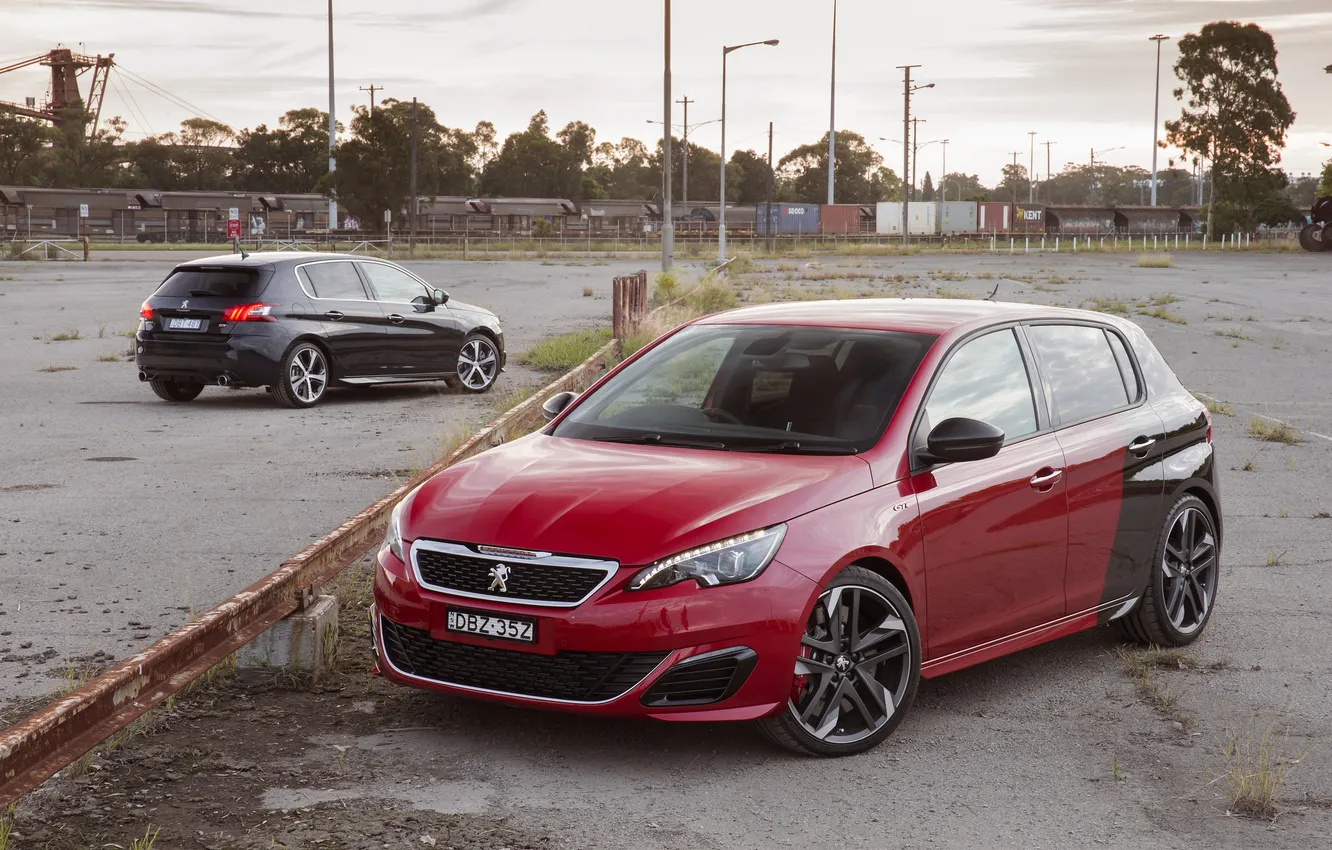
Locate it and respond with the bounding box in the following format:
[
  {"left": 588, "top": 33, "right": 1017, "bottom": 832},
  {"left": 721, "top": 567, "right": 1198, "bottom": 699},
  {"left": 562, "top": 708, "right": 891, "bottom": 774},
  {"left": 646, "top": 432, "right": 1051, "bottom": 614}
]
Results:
[{"left": 553, "top": 324, "right": 935, "bottom": 454}]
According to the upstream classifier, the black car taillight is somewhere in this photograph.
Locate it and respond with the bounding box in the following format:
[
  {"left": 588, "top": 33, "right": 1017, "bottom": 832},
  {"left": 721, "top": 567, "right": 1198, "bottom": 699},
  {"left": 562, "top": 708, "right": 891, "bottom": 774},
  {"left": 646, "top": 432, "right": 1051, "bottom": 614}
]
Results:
[
  {"left": 139, "top": 299, "right": 153, "bottom": 320},
  {"left": 222, "top": 303, "right": 278, "bottom": 322}
]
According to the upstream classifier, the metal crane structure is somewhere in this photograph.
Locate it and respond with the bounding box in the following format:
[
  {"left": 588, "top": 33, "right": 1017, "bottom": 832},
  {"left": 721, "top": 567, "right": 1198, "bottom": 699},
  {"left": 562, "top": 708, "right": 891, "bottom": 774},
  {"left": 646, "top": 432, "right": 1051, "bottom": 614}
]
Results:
[{"left": 0, "top": 48, "right": 116, "bottom": 138}]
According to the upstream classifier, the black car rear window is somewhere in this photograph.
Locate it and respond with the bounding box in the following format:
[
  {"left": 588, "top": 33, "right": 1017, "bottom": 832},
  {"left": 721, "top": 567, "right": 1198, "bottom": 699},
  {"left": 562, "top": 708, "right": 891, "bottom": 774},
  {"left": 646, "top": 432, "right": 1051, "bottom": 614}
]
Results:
[{"left": 156, "top": 268, "right": 265, "bottom": 299}]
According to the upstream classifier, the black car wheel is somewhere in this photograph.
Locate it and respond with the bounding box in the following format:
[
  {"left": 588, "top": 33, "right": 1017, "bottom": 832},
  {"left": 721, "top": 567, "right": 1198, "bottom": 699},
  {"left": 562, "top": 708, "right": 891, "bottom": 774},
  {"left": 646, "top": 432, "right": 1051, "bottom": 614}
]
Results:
[
  {"left": 1298, "top": 223, "right": 1327, "bottom": 253},
  {"left": 456, "top": 334, "right": 499, "bottom": 393},
  {"left": 1116, "top": 494, "right": 1220, "bottom": 647},
  {"left": 758, "top": 566, "right": 920, "bottom": 757},
  {"left": 273, "top": 342, "right": 329, "bottom": 409},
  {"left": 148, "top": 377, "right": 204, "bottom": 402}
]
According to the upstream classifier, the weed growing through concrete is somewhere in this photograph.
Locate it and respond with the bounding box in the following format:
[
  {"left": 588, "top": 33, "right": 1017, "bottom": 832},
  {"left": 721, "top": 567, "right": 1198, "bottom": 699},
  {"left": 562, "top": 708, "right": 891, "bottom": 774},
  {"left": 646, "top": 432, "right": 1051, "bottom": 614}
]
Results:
[
  {"left": 581, "top": 286, "right": 593, "bottom": 297},
  {"left": 1138, "top": 306, "right": 1187, "bottom": 325},
  {"left": 95, "top": 351, "right": 121, "bottom": 362},
  {"left": 1142, "top": 293, "right": 1182, "bottom": 306},
  {"left": 1116, "top": 645, "right": 1195, "bottom": 730},
  {"left": 1204, "top": 399, "right": 1234, "bottom": 417},
  {"left": 1246, "top": 418, "right": 1301, "bottom": 444},
  {"left": 1223, "top": 726, "right": 1301, "bottom": 821},
  {"left": 1214, "top": 328, "right": 1250, "bottom": 341},
  {"left": 1241, "top": 458, "right": 1258, "bottom": 472},
  {"left": 1083, "top": 296, "right": 1130, "bottom": 315},
  {"left": 47, "top": 329, "right": 82, "bottom": 342},
  {"left": 1314, "top": 510, "right": 1331, "bottom": 520},
  {"left": 1135, "top": 254, "right": 1174, "bottom": 268},
  {"left": 1264, "top": 551, "right": 1288, "bottom": 567},
  {"left": 518, "top": 327, "right": 613, "bottom": 371},
  {"left": 38, "top": 365, "right": 76, "bottom": 373}
]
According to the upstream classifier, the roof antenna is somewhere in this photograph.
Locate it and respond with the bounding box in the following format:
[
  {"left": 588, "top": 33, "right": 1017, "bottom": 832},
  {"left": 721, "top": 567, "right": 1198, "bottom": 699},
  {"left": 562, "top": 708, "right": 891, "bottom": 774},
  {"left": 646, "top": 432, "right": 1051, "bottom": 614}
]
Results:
[
  {"left": 984, "top": 282, "right": 1000, "bottom": 301},
  {"left": 238, "top": 243, "right": 249, "bottom": 260}
]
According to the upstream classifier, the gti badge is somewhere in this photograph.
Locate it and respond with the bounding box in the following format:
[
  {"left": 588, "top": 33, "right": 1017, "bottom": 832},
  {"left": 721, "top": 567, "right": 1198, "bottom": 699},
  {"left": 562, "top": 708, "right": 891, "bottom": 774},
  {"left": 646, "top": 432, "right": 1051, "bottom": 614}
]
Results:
[{"left": 488, "top": 563, "right": 511, "bottom": 593}]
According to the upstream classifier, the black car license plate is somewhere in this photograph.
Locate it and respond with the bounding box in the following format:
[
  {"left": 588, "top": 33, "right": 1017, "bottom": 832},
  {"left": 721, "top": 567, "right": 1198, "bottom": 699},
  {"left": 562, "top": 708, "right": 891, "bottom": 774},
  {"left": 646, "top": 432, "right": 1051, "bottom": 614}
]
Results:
[{"left": 446, "top": 608, "right": 536, "bottom": 643}]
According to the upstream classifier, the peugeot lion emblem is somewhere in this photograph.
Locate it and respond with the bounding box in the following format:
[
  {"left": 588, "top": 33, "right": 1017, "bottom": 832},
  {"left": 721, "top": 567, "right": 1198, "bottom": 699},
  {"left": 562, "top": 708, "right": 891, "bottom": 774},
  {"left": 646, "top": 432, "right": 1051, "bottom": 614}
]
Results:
[
  {"left": 180, "top": 299, "right": 189, "bottom": 310},
  {"left": 488, "top": 563, "right": 511, "bottom": 593}
]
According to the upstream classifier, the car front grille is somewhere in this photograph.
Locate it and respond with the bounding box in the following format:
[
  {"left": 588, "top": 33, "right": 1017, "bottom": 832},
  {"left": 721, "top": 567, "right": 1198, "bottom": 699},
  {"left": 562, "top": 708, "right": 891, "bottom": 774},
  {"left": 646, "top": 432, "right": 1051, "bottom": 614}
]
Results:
[
  {"left": 379, "top": 616, "right": 669, "bottom": 703},
  {"left": 412, "top": 543, "right": 614, "bottom": 606},
  {"left": 640, "top": 648, "right": 758, "bottom": 707}
]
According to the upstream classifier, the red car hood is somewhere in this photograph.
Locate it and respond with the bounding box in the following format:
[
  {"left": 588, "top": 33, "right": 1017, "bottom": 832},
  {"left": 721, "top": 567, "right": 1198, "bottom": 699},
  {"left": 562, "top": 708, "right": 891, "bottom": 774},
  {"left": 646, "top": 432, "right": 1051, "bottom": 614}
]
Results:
[{"left": 403, "top": 434, "right": 873, "bottom": 566}]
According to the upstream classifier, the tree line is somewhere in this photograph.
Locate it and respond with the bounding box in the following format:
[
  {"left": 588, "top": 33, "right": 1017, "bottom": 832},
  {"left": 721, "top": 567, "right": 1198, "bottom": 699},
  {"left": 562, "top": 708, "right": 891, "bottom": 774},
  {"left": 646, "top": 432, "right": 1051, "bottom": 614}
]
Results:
[{"left": 0, "top": 20, "right": 1327, "bottom": 231}]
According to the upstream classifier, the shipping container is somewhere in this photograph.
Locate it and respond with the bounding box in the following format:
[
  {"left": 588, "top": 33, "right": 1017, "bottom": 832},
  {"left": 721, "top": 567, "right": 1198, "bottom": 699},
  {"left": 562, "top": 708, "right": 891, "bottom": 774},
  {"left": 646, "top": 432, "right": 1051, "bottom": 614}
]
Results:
[
  {"left": 977, "top": 202, "right": 1011, "bottom": 233},
  {"left": 819, "top": 204, "right": 862, "bottom": 235},
  {"left": 1113, "top": 206, "right": 1183, "bottom": 234},
  {"left": 757, "top": 202, "right": 821, "bottom": 236},
  {"left": 1011, "top": 203, "right": 1047, "bottom": 234},
  {"left": 937, "top": 202, "right": 978, "bottom": 235},
  {"left": 873, "top": 202, "right": 935, "bottom": 235}
]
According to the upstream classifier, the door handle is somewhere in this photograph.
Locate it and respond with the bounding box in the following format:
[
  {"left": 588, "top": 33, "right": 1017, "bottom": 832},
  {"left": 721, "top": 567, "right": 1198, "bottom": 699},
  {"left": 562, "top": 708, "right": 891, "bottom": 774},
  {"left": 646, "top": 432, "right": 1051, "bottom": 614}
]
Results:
[
  {"left": 1128, "top": 436, "right": 1157, "bottom": 455},
  {"left": 1029, "top": 468, "right": 1063, "bottom": 491},
  {"left": 387, "top": 314, "right": 405, "bottom": 325},
  {"left": 324, "top": 310, "right": 345, "bottom": 321}
]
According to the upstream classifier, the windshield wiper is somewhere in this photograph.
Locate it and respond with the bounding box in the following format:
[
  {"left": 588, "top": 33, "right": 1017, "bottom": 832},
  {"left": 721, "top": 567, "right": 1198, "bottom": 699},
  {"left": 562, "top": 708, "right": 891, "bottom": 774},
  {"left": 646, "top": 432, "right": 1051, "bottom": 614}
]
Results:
[
  {"left": 593, "top": 434, "right": 728, "bottom": 450},
  {"left": 742, "top": 441, "right": 858, "bottom": 455}
]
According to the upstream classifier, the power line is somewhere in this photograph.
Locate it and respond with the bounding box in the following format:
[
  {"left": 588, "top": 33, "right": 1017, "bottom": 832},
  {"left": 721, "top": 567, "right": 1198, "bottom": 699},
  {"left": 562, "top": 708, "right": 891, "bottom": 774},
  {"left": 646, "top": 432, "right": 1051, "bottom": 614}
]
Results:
[
  {"left": 114, "top": 63, "right": 228, "bottom": 125},
  {"left": 108, "top": 74, "right": 153, "bottom": 135}
]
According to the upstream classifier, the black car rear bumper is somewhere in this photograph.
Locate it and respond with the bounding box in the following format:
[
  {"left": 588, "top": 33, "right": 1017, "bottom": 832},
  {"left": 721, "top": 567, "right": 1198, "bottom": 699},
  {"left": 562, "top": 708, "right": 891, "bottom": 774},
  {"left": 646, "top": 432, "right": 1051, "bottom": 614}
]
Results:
[{"left": 135, "top": 331, "right": 288, "bottom": 387}]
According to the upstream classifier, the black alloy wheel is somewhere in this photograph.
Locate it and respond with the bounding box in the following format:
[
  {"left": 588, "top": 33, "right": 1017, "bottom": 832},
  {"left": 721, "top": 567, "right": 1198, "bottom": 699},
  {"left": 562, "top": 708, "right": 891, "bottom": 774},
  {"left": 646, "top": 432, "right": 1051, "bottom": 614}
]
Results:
[
  {"left": 456, "top": 334, "right": 499, "bottom": 393},
  {"left": 273, "top": 342, "right": 329, "bottom": 409},
  {"left": 148, "top": 377, "right": 204, "bottom": 402},
  {"left": 1116, "top": 494, "right": 1220, "bottom": 647},
  {"left": 759, "top": 566, "right": 920, "bottom": 756}
]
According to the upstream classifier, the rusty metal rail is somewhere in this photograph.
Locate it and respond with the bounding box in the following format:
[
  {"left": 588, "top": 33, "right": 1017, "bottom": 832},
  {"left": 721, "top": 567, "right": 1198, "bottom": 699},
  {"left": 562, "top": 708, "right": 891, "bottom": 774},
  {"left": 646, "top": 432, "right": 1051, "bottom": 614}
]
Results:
[{"left": 0, "top": 340, "right": 617, "bottom": 806}]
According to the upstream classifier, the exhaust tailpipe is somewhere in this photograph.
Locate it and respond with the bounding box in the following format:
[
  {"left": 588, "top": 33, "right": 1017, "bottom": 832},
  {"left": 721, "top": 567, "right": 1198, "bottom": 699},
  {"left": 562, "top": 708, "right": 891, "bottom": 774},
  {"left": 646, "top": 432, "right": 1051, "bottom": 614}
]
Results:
[
  {"left": 216, "top": 374, "right": 230, "bottom": 387},
  {"left": 138, "top": 370, "right": 149, "bottom": 382}
]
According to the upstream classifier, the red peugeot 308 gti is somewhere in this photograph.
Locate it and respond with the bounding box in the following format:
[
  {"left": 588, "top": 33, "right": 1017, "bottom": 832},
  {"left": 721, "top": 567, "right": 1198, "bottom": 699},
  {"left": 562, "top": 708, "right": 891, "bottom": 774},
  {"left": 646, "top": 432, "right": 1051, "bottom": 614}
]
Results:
[{"left": 372, "top": 299, "right": 1221, "bottom": 756}]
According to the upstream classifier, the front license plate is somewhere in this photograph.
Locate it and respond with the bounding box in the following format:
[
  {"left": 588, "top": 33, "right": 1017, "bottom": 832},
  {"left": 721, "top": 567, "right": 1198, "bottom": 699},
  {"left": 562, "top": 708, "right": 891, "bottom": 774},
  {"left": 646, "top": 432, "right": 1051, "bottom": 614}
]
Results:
[
  {"left": 168, "top": 318, "right": 202, "bottom": 330},
  {"left": 446, "top": 608, "right": 535, "bottom": 643}
]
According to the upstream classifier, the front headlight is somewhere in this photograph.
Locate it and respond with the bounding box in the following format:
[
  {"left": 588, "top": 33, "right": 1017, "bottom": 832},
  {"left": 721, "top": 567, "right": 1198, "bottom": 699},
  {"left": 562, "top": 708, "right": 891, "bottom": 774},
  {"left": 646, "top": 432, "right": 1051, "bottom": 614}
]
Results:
[
  {"left": 627, "top": 525, "right": 787, "bottom": 591},
  {"left": 384, "top": 487, "right": 420, "bottom": 562}
]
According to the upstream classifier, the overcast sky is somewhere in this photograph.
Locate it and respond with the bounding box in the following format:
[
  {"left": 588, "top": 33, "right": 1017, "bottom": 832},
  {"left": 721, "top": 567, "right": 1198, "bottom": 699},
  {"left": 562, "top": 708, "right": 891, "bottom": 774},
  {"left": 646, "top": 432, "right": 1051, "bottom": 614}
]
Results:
[{"left": 4, "top": 0, "right": 1330, "bottom": 187}]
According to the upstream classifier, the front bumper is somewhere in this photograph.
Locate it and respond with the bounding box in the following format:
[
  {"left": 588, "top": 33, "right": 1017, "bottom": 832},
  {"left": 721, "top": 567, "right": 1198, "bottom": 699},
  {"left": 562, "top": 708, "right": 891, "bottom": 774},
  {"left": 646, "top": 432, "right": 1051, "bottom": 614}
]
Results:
[{"left": 371, "top": 543, "right": 814, "bottom": 721}]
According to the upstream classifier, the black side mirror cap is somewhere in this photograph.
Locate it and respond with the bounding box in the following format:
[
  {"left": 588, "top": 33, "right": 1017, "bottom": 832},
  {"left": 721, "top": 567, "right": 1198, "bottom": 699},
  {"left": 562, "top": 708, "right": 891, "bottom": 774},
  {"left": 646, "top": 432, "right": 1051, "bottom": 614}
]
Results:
[
  {"left": 920, "top": 417, "right": 1005, "bottom": 464},
  {"left": 434, "top": 289, "right": 449, "bottom": 305},
  {"left": 541, "top": 391, "right": 578, "bottom": 422}
]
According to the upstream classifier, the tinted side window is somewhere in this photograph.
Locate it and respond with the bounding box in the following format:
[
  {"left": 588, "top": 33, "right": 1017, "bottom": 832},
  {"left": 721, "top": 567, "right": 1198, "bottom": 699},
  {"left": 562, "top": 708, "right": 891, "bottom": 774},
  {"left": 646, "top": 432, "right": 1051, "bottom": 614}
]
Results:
[
  {"left": 924, "top": 329, "right": 1037, "bottom": 442},
  {"left": 361, "top": 263, "right": 430, "bottom": 304},
  {"left": 1105, "top": 331, "right": 1140, "bottom": 401},
  {"left": 1028, "top": 324, "right": 1129, "bottom": 423},
  {"left": 301, "top": 262, "right": 368, "bottom": 300}
]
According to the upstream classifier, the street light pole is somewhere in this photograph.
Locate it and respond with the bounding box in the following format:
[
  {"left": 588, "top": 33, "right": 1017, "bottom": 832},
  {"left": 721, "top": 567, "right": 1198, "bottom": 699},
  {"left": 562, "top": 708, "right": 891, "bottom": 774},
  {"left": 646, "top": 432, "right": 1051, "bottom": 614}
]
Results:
[
  {"left": 1042, "top": 140, "right": 1056, "bottom": 202},
  {"left": 828, "top": 0, "right": 837, "bottom": 205},
  {"left": 1149, "top": 34, "right": 1170, "bottom": 206},
  {"left": 1028, "top": 131, "right": 1037, "bottom": 203},
  {"left": 662, "top": 0, "right": 674, "bottom": 273},
  {"left": 896, "top": 65, "right": 921, "bottom": 246},
  {"left": 940, "top": 139, "right": 949, "bottom": 201},
  {"left": 677, "top": 95, "right": 694, "bottom": 209},
  {"left": 327, "top": 0, "right": 337, "bottom": 231},
  {"left": 910, "top": 118, "right": 926, "bottom": 202},
  {"left": 720, "top": 38, "right": 779, "bottom": 264}
]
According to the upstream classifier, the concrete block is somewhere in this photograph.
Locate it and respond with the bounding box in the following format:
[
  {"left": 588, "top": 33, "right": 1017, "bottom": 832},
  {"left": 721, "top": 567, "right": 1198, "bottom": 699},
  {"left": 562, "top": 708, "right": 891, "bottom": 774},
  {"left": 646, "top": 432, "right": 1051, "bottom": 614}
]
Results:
[{"left": 237, "top": 594, "right": 338, "bottom": 674}]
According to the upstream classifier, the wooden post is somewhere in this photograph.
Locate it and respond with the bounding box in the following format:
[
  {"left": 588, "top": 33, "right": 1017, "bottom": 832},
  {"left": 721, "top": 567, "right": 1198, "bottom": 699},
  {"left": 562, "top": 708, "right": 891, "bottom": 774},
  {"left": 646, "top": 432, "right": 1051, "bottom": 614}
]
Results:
[{"left": 612, "top": 276, "right": 625, "bottom": 340}]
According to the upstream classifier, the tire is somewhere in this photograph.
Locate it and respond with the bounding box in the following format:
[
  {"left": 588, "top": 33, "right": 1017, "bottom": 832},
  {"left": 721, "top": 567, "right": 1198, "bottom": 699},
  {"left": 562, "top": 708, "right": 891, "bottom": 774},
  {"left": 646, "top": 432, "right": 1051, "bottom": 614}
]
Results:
[
  {"left": 757, "top": 566, "right": 921, "bottom": 757},
  {"left": 455, "top": 333, "right": 500, "bottom": 394},
  {"left": 1298, "top": 224, "right": 1322, "bottom": 253},
  {"left": 1115, "top": 494, "right": 1219, "bottom": 647},
  {"left": 273, "top": 342, "right": 329, "bottom": 409},
  {"left": 148, "top": 377, "right": 204, "bottom": 402}
]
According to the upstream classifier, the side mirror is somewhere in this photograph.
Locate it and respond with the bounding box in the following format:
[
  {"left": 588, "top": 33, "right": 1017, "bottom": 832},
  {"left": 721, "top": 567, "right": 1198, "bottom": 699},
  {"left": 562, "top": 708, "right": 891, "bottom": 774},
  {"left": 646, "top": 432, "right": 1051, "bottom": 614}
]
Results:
[
  {"left": 541, "top": 391, "right": 577, "bottom": 422},
  {"left": 434, "top": 289, "right": 449, "bottom": 305},
  {"left": 920, "top": 417, "right": 1005, "bottom": 464}
]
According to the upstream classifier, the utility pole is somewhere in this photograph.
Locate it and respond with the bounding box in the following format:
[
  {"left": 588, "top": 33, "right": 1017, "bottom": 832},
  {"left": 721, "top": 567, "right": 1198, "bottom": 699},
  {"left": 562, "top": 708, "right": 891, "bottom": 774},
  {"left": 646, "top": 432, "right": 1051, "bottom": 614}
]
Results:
[
  {"left": 828, "top": 0, "right": 837, "bottom": 205},
  {"left": 1010, "top": 152, "right": 1021, "bottom": 203},
  {"left": 327, "top": 0, "right": 337, "bottom": 231},
  {"left": 1027, "top": 131, "right": 1037, "bottom": 203},
  {"left": 1149, "top": 34, "right": 1170, "bottom": 206},
  {"left": 940, "top": 139, "right": 949, "bottom": 202},
  {"left": 910, "top": 118, "right": 926, "bottom": 202},
  {"left": 662, "top": 0, "right": 674, "bottom": 273},
  {"left": 897, "top": 64, "right": 919, "bottom": 246},
  {"left": 677, "top": 95, "right": 694, "bottom": 209},
  {"left": 359, "top": 84, "right": 382, "bottom": 115},
  {"left": 767, "top": 120, "right": 775, "bottom": 252},
  {"left": 409, "top": 96, "right": 417, "bottom": 257},
  {"left": 1041, "top": 141, "right": 1056, "bottom": 202}
]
